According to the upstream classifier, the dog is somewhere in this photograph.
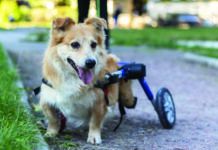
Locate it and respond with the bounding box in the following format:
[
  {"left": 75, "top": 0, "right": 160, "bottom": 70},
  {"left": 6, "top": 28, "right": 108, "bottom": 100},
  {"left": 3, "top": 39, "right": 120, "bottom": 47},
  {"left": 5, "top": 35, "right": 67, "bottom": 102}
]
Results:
[{"left": 40, "top": 17, "right": 136, "bottom": 144}]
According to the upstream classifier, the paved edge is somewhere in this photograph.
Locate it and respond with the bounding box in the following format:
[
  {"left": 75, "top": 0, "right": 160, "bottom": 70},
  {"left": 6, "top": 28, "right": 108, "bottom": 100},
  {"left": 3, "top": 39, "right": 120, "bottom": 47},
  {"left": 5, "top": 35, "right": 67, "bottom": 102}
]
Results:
[
  {"left": 4, "top": 49, "right": 49, "bottom": 150},
  {"left": 184, "top": 52, "right": 218, "bottom": 68}
]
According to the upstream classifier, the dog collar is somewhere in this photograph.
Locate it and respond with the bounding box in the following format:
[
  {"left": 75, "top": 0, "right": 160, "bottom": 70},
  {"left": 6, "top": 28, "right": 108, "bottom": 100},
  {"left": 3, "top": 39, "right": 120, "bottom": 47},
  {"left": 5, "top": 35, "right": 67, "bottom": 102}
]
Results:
[
  {"left": 33, "top": 78, "right": 53, "bottom": 95},
  {"left": 42, "top": 78, "right": 53, "bottom": 88}
]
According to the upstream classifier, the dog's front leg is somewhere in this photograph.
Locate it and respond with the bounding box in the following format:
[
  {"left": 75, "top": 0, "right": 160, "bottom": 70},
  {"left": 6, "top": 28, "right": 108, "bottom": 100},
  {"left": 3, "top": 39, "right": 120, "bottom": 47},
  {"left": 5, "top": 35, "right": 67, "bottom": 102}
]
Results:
[
  {"left": 41, "top": 103, "right": 60, "bottom": 137},
  {"left": 87, "top": 89, "right": 107, "bottom": 144}
]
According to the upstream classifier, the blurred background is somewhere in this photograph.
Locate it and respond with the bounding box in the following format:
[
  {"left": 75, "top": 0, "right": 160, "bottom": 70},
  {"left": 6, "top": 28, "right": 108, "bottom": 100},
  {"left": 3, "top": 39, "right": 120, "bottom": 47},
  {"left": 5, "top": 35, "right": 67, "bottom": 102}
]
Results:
[
  {"left": 1, "top": 1, "right": 218, "bottom": 149},
  {"left": 1, "top": 0, "right": 218, "bottom": 58},
  {"left": 1, "top": 0, "right": 218, "bottom": 29}
]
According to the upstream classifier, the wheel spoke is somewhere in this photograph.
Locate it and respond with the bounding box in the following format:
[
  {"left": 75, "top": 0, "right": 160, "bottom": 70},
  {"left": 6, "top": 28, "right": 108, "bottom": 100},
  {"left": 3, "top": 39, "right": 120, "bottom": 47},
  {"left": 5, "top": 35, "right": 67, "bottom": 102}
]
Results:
[{"left": 163, "top": 92, "right": 175, "bottom": 123}]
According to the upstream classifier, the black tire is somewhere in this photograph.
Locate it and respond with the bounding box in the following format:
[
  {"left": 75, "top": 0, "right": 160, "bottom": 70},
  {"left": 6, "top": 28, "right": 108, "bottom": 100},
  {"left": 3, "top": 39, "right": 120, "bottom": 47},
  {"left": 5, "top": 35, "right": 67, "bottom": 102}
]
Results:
[{"left": 155, "top": 87, "right": 176, "bottom": 129}]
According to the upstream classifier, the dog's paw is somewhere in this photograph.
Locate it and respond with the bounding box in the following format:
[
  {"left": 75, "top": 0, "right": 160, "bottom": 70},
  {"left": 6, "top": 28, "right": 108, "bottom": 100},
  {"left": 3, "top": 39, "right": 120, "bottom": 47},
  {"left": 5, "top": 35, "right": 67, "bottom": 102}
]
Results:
[
  {"left": 87, "top": 131, "right": 102, "bottom": 144},
  {"left": 44, "top": 130, "right": 58, "bottom": 137}
]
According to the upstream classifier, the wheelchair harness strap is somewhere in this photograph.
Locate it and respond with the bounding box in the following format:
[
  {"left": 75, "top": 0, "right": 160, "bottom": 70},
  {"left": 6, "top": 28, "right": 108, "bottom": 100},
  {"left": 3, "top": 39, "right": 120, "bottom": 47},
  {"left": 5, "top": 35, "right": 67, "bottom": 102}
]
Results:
[{"left": 94, "top": 81, "right": 126, "bottom": 132}]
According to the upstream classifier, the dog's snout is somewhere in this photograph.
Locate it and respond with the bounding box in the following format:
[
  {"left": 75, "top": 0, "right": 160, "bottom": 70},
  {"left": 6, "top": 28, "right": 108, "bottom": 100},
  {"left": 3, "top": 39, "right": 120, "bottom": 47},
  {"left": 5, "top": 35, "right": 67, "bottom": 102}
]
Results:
[{"left": 85, "top": 58, "right": 96, "bottom": 69}]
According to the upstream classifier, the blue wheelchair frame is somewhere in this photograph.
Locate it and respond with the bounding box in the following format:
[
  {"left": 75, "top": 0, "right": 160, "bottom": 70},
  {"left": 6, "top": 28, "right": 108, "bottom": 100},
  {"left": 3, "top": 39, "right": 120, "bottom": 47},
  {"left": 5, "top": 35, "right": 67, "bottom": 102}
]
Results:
[
  {"left": 103, "top": 61, "right": 176, "bottom": 129},
  {"left": 118, "top": 62, "right": 154, "bottom": 101}
]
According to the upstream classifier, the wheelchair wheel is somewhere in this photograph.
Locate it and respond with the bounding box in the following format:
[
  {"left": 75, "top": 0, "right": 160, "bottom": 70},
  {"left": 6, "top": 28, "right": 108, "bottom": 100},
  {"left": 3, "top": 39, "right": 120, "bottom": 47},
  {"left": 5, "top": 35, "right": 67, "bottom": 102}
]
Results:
[{"left": 155, "top": 87, "right": 176, "bottom": 129}]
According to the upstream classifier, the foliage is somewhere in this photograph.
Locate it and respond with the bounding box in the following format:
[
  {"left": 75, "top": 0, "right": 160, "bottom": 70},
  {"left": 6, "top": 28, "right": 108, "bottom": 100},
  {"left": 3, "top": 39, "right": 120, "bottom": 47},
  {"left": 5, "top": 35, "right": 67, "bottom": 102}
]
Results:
[
  {"left": 0, "top": 44, "right": 39, "bottom": 150},
  {"left": 0, "top": 0, "right": 78, "bottom": 28},
  {"left": 0, "top": 0, "right": 30, "bottom": 23}
]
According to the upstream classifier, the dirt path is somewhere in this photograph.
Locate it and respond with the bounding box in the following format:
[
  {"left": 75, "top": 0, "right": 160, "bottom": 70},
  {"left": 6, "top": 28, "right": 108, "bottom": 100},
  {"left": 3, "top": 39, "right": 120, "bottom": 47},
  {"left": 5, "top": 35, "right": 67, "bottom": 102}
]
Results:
[{"left": 1, "top": 29, "right": 218, "bottom": 150}]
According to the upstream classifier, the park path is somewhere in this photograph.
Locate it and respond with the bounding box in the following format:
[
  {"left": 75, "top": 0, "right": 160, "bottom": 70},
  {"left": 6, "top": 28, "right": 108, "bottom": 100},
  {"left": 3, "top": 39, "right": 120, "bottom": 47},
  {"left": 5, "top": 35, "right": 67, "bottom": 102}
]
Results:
[{"left": 1, "top": 29, "right": 218, "bottom": 150}]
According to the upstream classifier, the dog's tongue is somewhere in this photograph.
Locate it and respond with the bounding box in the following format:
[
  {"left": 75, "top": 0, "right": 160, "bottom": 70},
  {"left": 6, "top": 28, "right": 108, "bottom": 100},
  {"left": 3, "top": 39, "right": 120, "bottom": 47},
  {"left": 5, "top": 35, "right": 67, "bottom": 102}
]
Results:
[{"left": 78, "top": 68, "right": 94, "bottom": 84}]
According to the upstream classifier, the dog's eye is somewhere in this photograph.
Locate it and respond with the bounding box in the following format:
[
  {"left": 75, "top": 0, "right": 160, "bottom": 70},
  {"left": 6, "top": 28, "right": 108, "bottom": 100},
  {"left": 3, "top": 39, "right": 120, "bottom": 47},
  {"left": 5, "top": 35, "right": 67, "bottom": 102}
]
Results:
[
  {"left": 71, "top": 42, "right": 80, "bottom": 49},
  {"left": 90, "top": 41, "right": 97, "bottom": 49}
]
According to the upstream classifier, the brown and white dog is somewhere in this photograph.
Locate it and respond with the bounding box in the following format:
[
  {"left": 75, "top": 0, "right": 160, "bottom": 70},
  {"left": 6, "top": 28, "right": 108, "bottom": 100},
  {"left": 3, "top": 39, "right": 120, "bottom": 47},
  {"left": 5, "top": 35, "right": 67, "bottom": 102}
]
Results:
[{"left": 40, "top": 17, "right": 135, "bottom": 144}]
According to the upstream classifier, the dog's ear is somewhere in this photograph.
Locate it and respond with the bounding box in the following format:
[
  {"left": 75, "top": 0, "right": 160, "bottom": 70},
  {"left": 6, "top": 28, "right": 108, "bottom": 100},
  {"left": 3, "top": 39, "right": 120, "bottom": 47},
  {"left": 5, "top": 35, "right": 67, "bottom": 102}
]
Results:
[
  {"left": 85, "top": 17, "right": 107, "bottom": 47},
  {"left": 50, "top": 17, "right": 75, "bottom": 46},
  {"left": 52, "top": 17, "right": 75, "bottom": 31},
  {"left": 84, "top": 17, "right": 107, "bottom": 32}
]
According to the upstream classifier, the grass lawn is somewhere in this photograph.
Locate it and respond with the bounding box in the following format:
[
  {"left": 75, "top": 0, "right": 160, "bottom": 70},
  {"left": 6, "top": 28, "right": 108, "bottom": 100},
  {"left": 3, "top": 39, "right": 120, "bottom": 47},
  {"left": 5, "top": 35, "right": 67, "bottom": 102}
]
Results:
[
  {"left": 23, "top": 30, "right": 49, "bottom": 43},
  {"left": 111, "top": 27, "right": 218, "bottom": 58},
  {"left": 0, "top": 44, "right": 39, "bottom": 149},
  {"left": 23, "top": 27, "right": 218, "bottom": 58}
]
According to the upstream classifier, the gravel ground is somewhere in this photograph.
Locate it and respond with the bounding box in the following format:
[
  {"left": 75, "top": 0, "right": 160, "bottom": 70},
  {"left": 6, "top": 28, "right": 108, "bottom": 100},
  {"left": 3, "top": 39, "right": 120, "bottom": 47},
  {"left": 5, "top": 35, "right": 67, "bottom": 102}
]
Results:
[{"left": 1, "top": 29, "right": 218, "bottom": 150}]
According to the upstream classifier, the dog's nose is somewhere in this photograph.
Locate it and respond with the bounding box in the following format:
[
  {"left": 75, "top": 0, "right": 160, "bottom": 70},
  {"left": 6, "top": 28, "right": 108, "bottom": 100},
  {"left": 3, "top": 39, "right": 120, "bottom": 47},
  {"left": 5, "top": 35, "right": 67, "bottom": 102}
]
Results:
[{"left": 85, "top": 58, "right": 96, "bottom": 69}]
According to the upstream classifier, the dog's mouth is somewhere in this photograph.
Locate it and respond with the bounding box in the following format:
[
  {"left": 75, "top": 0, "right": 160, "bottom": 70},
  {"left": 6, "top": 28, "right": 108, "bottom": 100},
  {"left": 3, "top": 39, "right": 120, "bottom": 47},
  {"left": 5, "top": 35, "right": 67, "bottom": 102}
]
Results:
[{"left": 67, "top": 58, "right": 94, "bottom": 85}]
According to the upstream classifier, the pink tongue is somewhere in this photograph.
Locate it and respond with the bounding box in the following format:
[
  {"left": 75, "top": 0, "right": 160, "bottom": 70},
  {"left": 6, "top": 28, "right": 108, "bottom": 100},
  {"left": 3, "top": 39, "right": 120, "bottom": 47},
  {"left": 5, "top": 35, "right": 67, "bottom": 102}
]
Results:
[{"left": 78, "top": 68, "right": 94, "bottom": 84}]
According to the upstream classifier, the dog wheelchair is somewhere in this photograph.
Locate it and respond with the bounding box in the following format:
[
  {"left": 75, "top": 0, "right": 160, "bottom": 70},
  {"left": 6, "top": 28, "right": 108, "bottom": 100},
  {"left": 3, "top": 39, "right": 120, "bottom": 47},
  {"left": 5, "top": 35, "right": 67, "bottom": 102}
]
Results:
[
  {"left": 34, "top": 61, "right": 176, "bottom": 131},
  {"left": 98, "top": 62, "right": 176, "bottom": 130}
]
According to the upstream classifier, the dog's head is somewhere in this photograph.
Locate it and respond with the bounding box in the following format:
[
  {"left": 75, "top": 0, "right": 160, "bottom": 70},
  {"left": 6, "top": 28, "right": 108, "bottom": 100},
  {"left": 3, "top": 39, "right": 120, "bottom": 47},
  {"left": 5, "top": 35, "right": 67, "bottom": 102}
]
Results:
[{"left": 52, "top": 17, "right": 107, "bottom": 85}]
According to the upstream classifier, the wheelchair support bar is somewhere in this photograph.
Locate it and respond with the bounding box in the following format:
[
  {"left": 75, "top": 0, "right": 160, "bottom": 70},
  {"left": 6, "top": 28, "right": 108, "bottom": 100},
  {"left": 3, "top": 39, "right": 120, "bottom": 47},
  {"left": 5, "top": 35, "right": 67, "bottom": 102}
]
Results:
[{"left": 138, "top": 78, "right": 154, "bottom": 101}]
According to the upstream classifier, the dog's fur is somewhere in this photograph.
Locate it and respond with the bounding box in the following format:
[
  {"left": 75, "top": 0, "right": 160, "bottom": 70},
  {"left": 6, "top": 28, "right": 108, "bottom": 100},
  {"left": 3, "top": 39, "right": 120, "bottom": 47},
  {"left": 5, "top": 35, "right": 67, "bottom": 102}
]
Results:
[{"left": 40, "top": 17, "right": 135, "bottom": 144}]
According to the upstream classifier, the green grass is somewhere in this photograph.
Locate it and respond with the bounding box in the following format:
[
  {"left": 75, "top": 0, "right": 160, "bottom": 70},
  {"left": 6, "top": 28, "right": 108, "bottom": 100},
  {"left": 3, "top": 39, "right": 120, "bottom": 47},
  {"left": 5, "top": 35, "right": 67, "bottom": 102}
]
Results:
[
  {"left": 111, "top": 27, "right": 218, "bottom": 46},
  {"left": 0, "top": 28, "right": 7, "bottom": 31},
  {"left": 23, "top": 30, "right": 49, "bottom": 43},
  {"left": 23, "top": 27, "right": 218, "bottom": 58},
  {"left": 111, "top": 27, "right": 218, "bottom": 58},
  {"left": 0, "top": 44, "right": 39, "bottom": 150}
]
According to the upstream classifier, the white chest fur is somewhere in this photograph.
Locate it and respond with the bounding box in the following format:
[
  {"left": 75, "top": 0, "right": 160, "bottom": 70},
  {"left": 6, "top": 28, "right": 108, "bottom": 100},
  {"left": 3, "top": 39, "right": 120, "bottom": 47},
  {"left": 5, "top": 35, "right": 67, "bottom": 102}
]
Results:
[{"left": 40, "top": 81, "right": 96, "bottom": 128}]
